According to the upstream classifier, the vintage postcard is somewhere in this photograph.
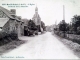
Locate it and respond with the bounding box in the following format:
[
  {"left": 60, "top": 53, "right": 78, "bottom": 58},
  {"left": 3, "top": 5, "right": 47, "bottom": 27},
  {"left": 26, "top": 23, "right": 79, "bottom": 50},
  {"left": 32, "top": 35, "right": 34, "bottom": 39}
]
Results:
[{"left": 0, "top": 0, "right": 80, "bottom": 59}]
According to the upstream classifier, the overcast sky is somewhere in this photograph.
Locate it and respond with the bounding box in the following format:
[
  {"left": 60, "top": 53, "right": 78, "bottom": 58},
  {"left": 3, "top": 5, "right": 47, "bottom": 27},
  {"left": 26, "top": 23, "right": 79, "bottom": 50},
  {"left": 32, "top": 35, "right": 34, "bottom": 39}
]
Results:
[{"left": 0, "top": 0, "right": 80, "bottom": 25}]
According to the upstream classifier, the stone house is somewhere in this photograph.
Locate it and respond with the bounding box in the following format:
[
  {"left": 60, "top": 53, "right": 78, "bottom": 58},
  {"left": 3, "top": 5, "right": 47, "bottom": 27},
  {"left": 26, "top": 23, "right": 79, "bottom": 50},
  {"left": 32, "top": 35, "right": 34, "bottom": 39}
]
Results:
[{"left": 0, "top": 6, "right": 24, "bottom": 36}]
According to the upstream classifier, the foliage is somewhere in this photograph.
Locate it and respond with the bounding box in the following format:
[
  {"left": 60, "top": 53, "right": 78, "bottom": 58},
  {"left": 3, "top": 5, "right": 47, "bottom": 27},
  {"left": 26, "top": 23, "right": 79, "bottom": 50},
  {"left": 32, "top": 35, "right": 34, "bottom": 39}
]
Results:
[
  {"left": 9, "top": 32, "right": 18, "bottom": 40},
  {"left": 28, "top": 19, "right": 37, "bottom": 30},
  {"left": 77, "top": 26, "right": 80, "bottom": 34},
  {"left": 59, "top": 20, "right": 67, "bottom": 31},
  {"left": 0, "top": 31, "right": 18, "bottom": 39},
  {"left": 24, "top": 19, "right": 38, "bottom": 36},
  {"left": 72, "top": 15, "right": 80, "bottom": 32},
  {"left": 0, "top": 31, "right": 7, "bottom": 39},
  {"left": 41, "top": 21, "right": 46, "bottom": 31},
  {"left": 0, "top": 31, "right": 18, "bottom": 46}
]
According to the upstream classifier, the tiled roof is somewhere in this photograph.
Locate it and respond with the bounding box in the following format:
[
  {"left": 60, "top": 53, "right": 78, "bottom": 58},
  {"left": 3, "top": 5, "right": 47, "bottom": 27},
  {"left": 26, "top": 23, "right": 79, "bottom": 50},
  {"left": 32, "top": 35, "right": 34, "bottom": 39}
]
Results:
[
  {"left": 0, "top": 18, "right": 9, "bottom": 27},
  {"left": 0, "top": 6, "right": 15, "bottom": 19},
  {"left": 0, "top": 6, "right": 22, "bottom": 22},
  {"left": 0, "top": 6, "right": 24, "bottom": 23}
]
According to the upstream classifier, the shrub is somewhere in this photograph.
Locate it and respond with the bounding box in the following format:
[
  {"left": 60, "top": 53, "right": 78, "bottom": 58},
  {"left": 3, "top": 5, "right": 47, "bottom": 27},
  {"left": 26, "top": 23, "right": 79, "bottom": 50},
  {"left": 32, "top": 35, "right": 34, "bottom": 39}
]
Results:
[
  {"left": 9, "top": 32, "right": 18, "bottom": 40},
  {"left": 0, "top": 31, "right": 7, "bottom": 39},
  {"left": 0, "top": 31, "right": 18, "bottom": 46}
]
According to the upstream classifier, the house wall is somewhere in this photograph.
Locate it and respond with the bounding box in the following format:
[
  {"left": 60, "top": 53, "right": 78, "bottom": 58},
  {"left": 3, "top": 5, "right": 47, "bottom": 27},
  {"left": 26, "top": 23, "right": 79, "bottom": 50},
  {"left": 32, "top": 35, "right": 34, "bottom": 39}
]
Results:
[
  {"left": 9, "top": 19, "right": 22, "bottom": 35},
  {"left": 0, "top": 7, "right": 25, "bottom": 37},
  {"left": 17, "top": 21, "right": 21, "bottom": 37},
  {"left": 2, "top": 19, "right": 24, "bottom": 36},
  {"left": 3, "top": 19, "right": 17, "bottom": 34},
  {"left": 9, "top": 20, "right": 15, "bottom": 32},
  {"left": 21, "top": 22, "right": 24, "bottom": 35},
  {"left": 9, "top": 19, "right": 24, "bottom": 36},
  {"left": 2, "top": 20, "right": 10, "bottom": 33}
]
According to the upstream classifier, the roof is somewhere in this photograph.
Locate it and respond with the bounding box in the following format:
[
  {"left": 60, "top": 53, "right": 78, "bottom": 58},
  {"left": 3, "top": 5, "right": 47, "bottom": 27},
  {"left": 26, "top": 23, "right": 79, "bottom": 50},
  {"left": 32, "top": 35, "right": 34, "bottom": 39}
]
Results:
[
  {"left": 0, "top": 6, "right": 21, "bottom": 21},
  {"left": 11, "top": 15, "right": 21, "bottom": 22},
  {"left": 0, "top": 18, "right": 9, "bottom": 27},
  {"left": 32, "top": 14, "right": 41, "bottom": 20},
  {"left": 0, "top": 6, "right": 15, "bottom": 19},
  {"left": 22, "top": 19, "right": 29, "bottom": 25},
  {"left": 0, "top": 6, "right": 23, "bottom": 23}
]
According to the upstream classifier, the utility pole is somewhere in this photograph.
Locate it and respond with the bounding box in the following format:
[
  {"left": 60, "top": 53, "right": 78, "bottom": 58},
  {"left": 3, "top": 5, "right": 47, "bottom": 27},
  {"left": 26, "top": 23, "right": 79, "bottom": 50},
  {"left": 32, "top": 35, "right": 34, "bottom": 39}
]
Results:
[
  {"left": 55, "top": 20, "right": 57, "bottom": 30},
  {"left": 63, "top": 5, "right": 66, "bottom": 37},
  {"left": 63, "top": 5, "right": 65, "bottom": 20}
]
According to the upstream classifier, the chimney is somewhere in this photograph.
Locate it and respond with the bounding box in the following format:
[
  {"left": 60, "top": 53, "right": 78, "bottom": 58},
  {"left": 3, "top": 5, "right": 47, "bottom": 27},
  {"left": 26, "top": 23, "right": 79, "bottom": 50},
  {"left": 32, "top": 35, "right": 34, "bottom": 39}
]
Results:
[{"left": 10, "top": 9, "right": 16, "bottom": 15}]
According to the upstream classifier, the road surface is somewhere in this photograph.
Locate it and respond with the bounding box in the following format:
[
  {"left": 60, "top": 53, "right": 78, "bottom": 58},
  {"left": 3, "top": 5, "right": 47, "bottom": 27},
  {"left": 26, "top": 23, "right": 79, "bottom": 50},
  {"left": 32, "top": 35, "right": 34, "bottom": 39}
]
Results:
[{"left": 0, "top": 32, "right": 79, "bottom": 59}]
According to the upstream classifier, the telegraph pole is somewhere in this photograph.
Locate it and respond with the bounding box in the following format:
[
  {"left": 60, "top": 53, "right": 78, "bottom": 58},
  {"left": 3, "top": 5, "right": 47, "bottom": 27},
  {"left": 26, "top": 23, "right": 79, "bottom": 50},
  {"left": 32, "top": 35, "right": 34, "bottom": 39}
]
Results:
[
  {"left": 63, "top": 5, "right": 65, "bottom": 20},
  {"left": 63, "top": 5, "right": 66, "bottom": 37}
]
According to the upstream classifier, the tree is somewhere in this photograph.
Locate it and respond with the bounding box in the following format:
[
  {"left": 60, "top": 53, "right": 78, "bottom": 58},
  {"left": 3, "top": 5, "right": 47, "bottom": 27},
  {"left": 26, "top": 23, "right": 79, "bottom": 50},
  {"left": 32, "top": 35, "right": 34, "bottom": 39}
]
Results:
[
  {"left": 59, "top": 20, "right": 67, "bottom": 31},
  {"left": 25, "top": 19, "right": 38, "bottom": 36},
  {"left": 41, "top": 21, "right": 46, "bottom": 31},
  {"left": 58, "top": 20, "right": 67, "bottom": 37},
  {"left": 28, "top": 19, "right": 37, "bottom": 30},
  {"left": 71, "top": 15, "right": 80, "bottom": 34}
]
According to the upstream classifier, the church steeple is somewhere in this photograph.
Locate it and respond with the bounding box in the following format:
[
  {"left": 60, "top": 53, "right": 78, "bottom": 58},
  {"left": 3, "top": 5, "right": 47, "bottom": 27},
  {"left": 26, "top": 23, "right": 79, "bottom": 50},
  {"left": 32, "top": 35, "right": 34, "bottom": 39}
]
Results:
[
  {"left": 35, "top": 6, "right": 38, "bottom": 14},
  {"left": 32, "top": 6, "right": 41, "bottom": 25}
]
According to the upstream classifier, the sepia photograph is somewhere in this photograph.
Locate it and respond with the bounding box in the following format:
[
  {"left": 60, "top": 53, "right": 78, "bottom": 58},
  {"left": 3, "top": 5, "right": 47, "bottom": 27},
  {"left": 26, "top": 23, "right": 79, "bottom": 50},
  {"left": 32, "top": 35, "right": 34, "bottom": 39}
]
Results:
[{"left": 0, "top": 0, "right": 80, "bottom": 59}]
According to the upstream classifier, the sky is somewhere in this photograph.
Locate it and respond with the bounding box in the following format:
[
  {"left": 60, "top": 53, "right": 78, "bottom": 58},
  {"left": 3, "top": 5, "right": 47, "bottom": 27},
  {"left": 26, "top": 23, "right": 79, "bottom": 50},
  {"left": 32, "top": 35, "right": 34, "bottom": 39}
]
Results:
[{"left": 0, "top": 0, "right": 80, "bottom": 25}]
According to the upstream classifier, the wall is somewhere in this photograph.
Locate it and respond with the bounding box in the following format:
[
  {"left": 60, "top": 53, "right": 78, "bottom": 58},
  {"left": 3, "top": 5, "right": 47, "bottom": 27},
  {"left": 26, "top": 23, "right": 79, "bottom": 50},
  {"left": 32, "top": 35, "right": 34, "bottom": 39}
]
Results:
[
  {"left": 9, "top": 19, "right": 16, "bottom": 32},
  {"left": 3, "top": 20, "right": 10, "bottom": 33}
]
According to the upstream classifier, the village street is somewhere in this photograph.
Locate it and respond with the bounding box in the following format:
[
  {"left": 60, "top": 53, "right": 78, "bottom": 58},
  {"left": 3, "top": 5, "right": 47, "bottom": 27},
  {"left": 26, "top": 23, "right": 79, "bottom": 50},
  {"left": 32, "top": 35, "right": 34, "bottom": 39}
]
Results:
[{"left": 0, "top": 32, "right": 79, "bottom": 59}]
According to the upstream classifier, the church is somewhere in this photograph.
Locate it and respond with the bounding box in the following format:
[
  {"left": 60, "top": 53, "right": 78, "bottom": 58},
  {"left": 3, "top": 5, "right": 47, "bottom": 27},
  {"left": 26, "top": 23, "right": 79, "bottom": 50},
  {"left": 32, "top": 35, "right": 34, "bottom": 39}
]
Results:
[
  {"left": 32, "top": 7, "right": 43, "bottom": 32},
  {"left": 32, "top": 7, "right": 41, "bottom": 26}
]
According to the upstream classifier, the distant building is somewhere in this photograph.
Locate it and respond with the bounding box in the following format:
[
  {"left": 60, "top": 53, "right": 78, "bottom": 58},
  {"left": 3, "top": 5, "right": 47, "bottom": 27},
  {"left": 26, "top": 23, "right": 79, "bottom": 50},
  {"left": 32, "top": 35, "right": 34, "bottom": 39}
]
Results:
[
  {"left": 32, "top": 7, "right": 41, "bottom": 26},
  {"left": 46, "top": 26, "right": 53, "bottom": 32},
  {"left": 32, "top": 7, "right": 43, "bottom": 32},
  {"left": 0, "top": 6, "right": 24, "bottom": 36}
]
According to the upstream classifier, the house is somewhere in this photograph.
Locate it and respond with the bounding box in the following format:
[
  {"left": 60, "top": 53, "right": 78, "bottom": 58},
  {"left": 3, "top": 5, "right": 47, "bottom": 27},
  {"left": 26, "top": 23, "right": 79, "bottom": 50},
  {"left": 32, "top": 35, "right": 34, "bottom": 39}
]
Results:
[
  {"left": 0, "top": 18, "right": 9, "bottom": 33},
  {"left": 22, "top": 18, "right": 29, "bottom": 26},
  {"left": 0, "top": 6, "right": 24, "bottom": 36}
]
